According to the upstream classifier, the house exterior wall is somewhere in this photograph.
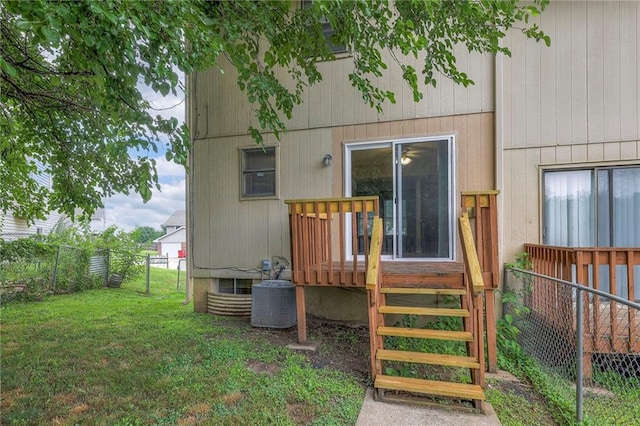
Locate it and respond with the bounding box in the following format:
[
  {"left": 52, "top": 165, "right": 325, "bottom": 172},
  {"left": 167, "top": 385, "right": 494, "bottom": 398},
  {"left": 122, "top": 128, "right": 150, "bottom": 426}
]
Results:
[
  {"left": 0, "top": 213, "right": 61, "bottom": 240},
  {"left": 190, "top": 109, "right": 496, "bottom": 317},
  {"left": 189, "top": 16, "right": 500, "bottom": 318},
  {"left": 499, "top": 0, "right": 640, "bottom": 265},
  {"left": 191, "top": 47, "right": 494, "bottom": 140},
  {"left": 155, "top": 228, "right": 186, "bottom": 258},
  {"left": 159, "top": 242, "right": 182, "bottom": 258},
  {"left": 1, "top": 164, "right": 62, "bottom": 239}
]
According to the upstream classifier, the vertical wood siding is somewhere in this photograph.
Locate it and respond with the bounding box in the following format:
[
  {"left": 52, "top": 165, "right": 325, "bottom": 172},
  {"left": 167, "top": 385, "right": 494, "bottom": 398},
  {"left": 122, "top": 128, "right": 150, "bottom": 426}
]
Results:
[
  {"left": 190, "top": 129, "right": 335, "bottom": 273},
  {"left": 503, "top": 0, "right": 639, "bottom": 149},
  {"left": 191, "top": 48, "right": 494, "bottom": 141},
  {"left": 190, "top": 112, "right": 494, "bottom": 274}
]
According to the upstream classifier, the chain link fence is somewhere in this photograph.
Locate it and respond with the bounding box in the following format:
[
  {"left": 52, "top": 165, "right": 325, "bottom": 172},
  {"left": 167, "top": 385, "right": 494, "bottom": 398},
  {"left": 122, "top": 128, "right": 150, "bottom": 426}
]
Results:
[
  {"left": 1, "top": 232, "right": 188, "bottom": 303},
  {"left": 1, "top": 244, "right": 107, "bottom": 301},
  {"left": 504, "top": 267, "right": 640, "bottom": 425}
]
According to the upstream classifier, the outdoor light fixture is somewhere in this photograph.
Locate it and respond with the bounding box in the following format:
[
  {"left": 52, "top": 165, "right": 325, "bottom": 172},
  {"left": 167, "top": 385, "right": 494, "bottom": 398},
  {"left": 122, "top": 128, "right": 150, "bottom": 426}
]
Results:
[
  {"left": 401, "top": 151, "right": 412, "bottom": 166},
  {"left": 323, "top": 154, "right": 333, "bottom": 167}
]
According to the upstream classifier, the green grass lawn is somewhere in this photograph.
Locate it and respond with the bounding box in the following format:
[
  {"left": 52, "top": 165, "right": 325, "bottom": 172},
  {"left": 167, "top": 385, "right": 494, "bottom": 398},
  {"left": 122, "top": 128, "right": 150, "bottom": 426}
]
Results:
[{"left": 1, "top": 269, "right": 363, "bottom": 425}]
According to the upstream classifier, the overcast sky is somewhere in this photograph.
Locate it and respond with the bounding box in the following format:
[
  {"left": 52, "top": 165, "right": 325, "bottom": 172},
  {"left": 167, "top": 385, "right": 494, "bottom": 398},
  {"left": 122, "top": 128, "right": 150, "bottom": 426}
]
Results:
[{"left": 103, "top": 81, "right": 186, "bottom": 231}]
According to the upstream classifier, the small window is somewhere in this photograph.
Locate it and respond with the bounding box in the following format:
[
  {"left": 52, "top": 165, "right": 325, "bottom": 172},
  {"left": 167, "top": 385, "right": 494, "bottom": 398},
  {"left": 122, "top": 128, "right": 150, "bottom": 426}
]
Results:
[
  {"left": 301, "top": 0, "right": 348, "bottom": 54},
  {"left": 241, "top": 146, "right": 277, "bottom": 199},
  {"left": 219, "top": 278, "right": 253, "bottom": 295}
]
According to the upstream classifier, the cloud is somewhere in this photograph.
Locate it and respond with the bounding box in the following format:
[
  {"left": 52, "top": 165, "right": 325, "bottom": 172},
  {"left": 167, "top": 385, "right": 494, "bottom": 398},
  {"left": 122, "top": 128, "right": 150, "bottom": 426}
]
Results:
[
  {"left": 104, "top": 167, "right": 185, "bottom": 231},
  {"left": 155, "top": 156, "right": 187, "bottom": 184},
  {"left": 137, "top": 69, "right": 185, "bottom": 122},
  {"left": 105, "top": 71, "right": 187, "bottom": 232}
]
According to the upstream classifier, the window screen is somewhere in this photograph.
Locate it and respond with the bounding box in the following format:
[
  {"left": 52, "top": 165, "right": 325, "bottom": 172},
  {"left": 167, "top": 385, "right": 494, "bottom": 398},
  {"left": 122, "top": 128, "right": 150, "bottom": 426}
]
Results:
[{"left": 241, "top": 147, "right": 276, "bottom": 198}]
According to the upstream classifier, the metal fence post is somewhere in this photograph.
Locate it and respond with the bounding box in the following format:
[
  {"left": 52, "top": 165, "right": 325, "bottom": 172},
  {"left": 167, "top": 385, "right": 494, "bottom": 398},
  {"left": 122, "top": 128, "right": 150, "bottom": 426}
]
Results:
[
  {"left": 106, "top": 249, "right": 111, "bottom": 285},
  {"left": 176, "top": 259, "right": 181, "bottom": 291},
  {"left": 576, "top": 287, "right": 584, "bottom": 423},
  {"left": 146, "top": 254, "right": 151, "bottom": 295},
  {"left": 51, "top": 246, "right": 61, "bottom": 290}
]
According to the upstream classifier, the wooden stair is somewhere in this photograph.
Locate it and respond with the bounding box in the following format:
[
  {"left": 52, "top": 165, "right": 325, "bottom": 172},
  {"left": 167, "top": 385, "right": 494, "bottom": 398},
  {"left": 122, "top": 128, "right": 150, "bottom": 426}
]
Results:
[
  {"left": 371, "top": 280, "right": 485, "bottom": 406},
  {"left": 365, "top": 214, "right": 487, "bottom": 410},
  {"left": 375, "top": 375, "right": 485, "bottom": 400}
]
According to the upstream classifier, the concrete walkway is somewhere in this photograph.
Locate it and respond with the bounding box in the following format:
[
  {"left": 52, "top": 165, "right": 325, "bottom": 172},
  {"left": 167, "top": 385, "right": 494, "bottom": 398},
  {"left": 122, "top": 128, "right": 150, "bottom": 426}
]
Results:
[{"left": 356, "top": 388, "right": 501, "bottom": 426}]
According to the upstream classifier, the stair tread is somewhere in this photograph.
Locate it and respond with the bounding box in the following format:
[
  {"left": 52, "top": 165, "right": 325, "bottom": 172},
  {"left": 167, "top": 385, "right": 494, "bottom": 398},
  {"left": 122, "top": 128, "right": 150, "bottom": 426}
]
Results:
[
  {"left": 375, "top": 375, "right": 485, "bottom": 400},
  {"left": 381, "top": 287, "right": 467, "bottom": 295},
  {"left": 379, "top": 306, "right": 469, "bottom": 317},
  {"left": 377, "top": 349, "right": 480, "bottom": 369},
  {"left": 377, "top": 326, "right": 473, "bottom": 341}
]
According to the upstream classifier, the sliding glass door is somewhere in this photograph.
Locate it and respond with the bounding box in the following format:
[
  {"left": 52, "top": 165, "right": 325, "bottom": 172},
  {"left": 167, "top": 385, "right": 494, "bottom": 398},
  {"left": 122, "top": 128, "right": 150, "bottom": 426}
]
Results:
[
  {"left": 543, "top": 166, "right": 640, "bottom": 247},
  {"left": 543, "top": 166, "right": 640, "bottom": 298},
  {"left": 346, "top": 137, "right": 454, "bottom": 260}
]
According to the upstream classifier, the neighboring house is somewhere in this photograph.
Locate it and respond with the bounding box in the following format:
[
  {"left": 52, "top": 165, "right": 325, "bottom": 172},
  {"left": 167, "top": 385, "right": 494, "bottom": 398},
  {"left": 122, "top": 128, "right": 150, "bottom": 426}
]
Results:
[
  {"left": 0, "top": 163, "right": 62, "bottom": 240},
  {"left": 154, "top": 226, "right": 186, "bottom": 258},
  {"left": 161, "top": 210, "right": 185, "bottom": 234},
  {"left": 0, "top": 213, "right": 61, "bottom": 241},
  {"left": 74, "top": 207, "right": 107, "bottom": 234},
  {"left": 89, "top": 208, "right": 106, "bottom": 233}
]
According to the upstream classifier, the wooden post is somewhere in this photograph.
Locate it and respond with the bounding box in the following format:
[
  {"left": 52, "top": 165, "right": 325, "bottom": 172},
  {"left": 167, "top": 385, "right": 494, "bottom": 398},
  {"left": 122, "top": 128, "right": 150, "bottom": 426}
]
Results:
[
  {"left": 296, "top": 285, "right": 307, "bottom": 343},
  {"left": 484, "top": 289, "right": 497, "bottom": 373},
  {"left": 366, "top": 217, "right": 384, "bottom": 381}
]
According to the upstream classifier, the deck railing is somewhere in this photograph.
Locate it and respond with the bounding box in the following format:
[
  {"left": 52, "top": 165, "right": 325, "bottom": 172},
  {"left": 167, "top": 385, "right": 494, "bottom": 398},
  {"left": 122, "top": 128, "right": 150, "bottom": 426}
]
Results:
[
  {"left": 285, "top": 197, "right": 380, "bottom": 286},
  {"left": 525, "top": 244, "right": 640, "bottom": 354}
]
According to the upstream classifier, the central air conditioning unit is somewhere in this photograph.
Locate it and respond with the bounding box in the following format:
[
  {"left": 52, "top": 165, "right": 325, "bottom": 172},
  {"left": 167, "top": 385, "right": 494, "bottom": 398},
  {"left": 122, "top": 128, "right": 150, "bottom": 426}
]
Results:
[{"left": 251, "top": 280, "right": 297, "bottom": 328}]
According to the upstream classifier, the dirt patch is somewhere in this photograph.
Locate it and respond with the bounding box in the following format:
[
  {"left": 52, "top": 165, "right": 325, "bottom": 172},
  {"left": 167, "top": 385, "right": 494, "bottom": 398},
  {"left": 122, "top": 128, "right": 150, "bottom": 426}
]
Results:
[
  {"left": 287, "top": 402, "right": 316, "bottom": 426},
  {"left": 250, "top": 316, "right": 372, "bottom": 386},
  {"left": 246, "top": 360, "right": 280, "bottom": 375}
]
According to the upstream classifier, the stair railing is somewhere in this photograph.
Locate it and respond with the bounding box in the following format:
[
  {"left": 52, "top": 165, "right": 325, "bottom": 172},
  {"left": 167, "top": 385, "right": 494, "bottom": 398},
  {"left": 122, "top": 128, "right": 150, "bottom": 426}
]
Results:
[
  {"left": 459, "top": 212, "right": 486, "bottom": 387},
  {"left": 461, "top": 191, "right": 499, "bottom": 372},
  {"left": 366, "top": 216, "right": 384, "bottom": 382}
]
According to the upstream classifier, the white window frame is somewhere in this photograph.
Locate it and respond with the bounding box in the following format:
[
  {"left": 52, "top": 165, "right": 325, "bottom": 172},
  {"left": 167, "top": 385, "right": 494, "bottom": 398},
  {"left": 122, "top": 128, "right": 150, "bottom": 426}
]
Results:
[{"left": 343, "top": 135, "right": 456, "bottom": 261}]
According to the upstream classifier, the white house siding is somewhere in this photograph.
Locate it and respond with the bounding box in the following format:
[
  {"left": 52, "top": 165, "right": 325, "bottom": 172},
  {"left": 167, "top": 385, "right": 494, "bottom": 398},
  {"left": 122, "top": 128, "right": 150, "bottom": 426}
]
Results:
[
  {"left": 0, "top": 213, "right": 61, "bottom": 240},
  {"left": 500, "top": 0, "right": 640, "bottom": 264},
  {"left": 155, "top": 227, "right": 186, "bottom": 258},
  {"left": 159, "top": 242, "right": 182, "bottom": 258},
  {"left": 1, "top": 162, "right": 62, "bottom": 239}
]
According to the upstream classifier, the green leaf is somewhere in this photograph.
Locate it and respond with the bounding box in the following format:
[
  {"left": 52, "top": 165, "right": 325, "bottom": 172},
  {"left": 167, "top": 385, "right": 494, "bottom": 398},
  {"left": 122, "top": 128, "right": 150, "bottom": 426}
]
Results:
[
  {"left": 0, "top": 0, "right": 552, "bottom": 220},
  {"left": 85, "top": 35, "right": 96, "bottom": 47},
  {"left": 0, "top": 58, "right": 18, "bottom": 77},
  {"left": 40, "top": 26, "right": 60, "bottom": 45}
]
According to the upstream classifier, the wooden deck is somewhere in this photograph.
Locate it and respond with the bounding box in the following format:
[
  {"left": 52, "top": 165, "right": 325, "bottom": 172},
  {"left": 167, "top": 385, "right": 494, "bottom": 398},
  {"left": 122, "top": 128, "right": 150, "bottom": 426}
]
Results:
[
  {"left": 525, "top": 244, "right": 640, "bottom": 374},
  {"left": 286, "top": 193, "right": 501, "bottom": 372},
  {"left": 583, "top": 300, "right": 640, "bottom": 354}
]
